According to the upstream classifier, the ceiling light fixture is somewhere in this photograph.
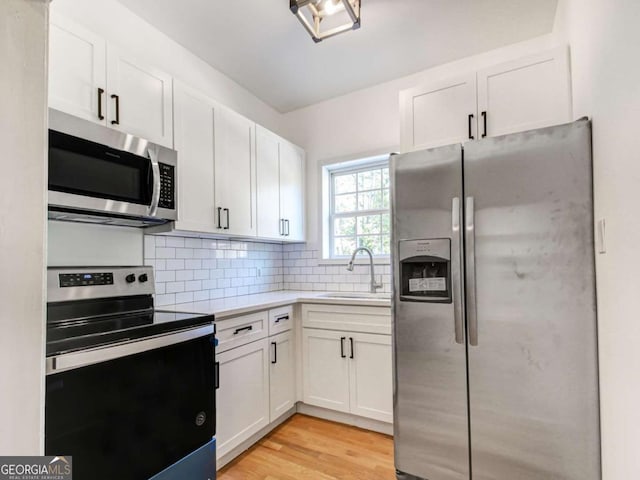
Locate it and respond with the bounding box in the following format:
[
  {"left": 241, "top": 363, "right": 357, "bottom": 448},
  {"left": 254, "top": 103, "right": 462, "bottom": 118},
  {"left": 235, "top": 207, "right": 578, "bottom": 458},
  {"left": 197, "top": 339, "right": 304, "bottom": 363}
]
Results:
[{"left": 290, "top": 0, "right": 361, "bottom": 43}]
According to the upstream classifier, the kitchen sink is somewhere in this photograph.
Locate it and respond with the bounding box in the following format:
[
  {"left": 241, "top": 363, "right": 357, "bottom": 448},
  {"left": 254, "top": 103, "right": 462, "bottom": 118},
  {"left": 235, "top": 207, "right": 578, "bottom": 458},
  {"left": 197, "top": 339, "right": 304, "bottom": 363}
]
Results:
[{"left": 317, "top": 292, "right": 391, "bottom": 300}]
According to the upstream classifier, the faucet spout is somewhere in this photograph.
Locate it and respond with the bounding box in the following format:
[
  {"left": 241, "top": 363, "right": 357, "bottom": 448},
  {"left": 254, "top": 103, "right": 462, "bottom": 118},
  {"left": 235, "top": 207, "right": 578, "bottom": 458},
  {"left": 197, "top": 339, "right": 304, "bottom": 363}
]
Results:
[{"left": 346, "top": 247, "right": 383, "bottom": 293}]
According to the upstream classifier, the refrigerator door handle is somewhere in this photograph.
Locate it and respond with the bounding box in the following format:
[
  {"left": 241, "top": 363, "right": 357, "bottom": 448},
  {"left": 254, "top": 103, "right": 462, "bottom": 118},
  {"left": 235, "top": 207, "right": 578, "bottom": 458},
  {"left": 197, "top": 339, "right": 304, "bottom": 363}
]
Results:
[
  {"left": 465, "top": 196, "right": 479, "bottom": 346},
  {"left": 452, "top": 197, "right": 464, "bottom": 344}
]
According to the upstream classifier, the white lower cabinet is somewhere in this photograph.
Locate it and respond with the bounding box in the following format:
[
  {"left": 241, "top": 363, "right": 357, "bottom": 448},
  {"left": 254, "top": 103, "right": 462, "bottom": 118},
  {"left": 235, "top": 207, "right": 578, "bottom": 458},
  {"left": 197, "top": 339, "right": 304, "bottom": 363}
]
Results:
[
  {"left": 215, "top": 337, "right": 270, "bottom": 459},
  {"left": 302, "top": 328, "right": 393, "bottom": 423},
  {"left": 269, "top": 330, "right": 296, "bottom": 422},
  {"left": 348, "top": 332, "right": 393, "bottom": 423},
  {"left": 302, "top": 329, "right": 351, "bottom": 413}
]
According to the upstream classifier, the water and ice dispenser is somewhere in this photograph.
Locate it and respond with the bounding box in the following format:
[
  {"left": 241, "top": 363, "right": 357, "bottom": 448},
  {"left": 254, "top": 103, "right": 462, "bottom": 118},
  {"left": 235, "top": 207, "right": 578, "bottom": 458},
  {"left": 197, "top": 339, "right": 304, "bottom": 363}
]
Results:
[{"left": 398, "top": 239, "right": 452, "bottom": 303}]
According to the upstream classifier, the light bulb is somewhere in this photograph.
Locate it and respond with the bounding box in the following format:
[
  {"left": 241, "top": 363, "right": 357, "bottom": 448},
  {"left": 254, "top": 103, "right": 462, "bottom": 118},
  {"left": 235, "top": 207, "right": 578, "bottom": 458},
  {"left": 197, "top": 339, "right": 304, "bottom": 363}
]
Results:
[{"left": 322, "top": 0, "right": 343, "bottom": 16}]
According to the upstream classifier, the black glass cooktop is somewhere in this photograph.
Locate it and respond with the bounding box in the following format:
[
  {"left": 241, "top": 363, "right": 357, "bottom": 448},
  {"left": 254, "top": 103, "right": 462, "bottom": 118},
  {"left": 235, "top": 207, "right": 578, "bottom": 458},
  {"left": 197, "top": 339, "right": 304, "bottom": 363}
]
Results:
[{"left": 46, "top": 309, "right": 214, "bottom": 356}]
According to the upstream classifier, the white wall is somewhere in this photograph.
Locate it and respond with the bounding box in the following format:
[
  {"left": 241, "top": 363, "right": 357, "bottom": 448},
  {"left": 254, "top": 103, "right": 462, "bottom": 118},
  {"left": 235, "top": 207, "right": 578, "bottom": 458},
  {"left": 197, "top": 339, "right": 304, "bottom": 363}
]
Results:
[
  {"left": 48, "top": 221, "right": 143, "bottom": 266},
  {"left": 0, "top": 0, "right": 48, "bottom": 454},
  {"left": 283, "top": 34, "right": 565, "bottom": 249},
  {"left": 554, "top": 2, "right": 640, "bottom": 478}
]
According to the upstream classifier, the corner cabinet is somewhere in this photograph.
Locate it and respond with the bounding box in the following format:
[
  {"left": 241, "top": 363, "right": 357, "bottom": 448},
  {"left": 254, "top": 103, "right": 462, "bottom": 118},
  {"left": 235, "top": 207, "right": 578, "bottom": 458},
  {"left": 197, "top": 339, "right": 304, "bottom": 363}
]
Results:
[
  {"left": 49, "top": 14, "right": 174, "bottom": 147},
  {"left": 256, "top": 126, "right": 305, "bottom": 242},
  {"left": 400, "top": 46, "right": 572, "bottom": 152}
]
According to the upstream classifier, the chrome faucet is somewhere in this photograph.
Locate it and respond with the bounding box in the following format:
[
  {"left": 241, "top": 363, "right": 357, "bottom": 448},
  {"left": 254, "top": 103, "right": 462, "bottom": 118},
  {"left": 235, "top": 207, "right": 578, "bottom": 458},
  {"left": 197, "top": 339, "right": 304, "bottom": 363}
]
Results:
[{"left": 346, "top": 247, "right": 383, "bottom": 293}]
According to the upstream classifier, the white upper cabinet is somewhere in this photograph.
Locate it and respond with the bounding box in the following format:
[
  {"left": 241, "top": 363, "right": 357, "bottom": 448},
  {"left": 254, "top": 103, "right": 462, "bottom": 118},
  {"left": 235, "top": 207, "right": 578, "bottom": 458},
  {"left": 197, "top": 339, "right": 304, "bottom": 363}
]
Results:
[
  {"left": 49, "top": 14, "right": 107, "bottom": 124},
  {"left": 256, "top": 126, "right": 305, "bottom": 242},
  {"left": 476, "top": 47, "right": 572, "bottom": 138},
  {"left": 279, "top": 141, "right": 305, "bottom": 242},
  {"left": 106, "top": 46, "right": 173, "bottom": 147},
  {"left": 256, "top": 126, "right": 282, "bottom": 239},
  {"left": 400, "top": 47, "right": 572, "bottom": 152},
  {"left": 214, "top": 107, "right": 257, "bottom": 237},
  {"left": 49, "top": 14, "right": 174, "bottom": 148},
  {"left": 400, "top": 73, "right": 477, "bottom": 152},
  {"left": 173, "top": 84, "right": 217, "bottom": 233}
]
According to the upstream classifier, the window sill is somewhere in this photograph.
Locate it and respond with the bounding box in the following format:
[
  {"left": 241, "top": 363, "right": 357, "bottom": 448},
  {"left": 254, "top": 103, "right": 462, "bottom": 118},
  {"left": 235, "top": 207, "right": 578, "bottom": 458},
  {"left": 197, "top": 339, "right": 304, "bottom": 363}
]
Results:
[{"left": 318, "top": 257, "right": 391, "bottom": 266}]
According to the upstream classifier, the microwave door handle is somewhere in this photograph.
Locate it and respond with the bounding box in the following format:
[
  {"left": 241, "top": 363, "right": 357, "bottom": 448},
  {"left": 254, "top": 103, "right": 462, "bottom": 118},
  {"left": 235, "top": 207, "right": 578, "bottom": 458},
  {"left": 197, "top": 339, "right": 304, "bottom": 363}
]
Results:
[{"left": 148, "top": 148, "right": 161, "bottom": 217}]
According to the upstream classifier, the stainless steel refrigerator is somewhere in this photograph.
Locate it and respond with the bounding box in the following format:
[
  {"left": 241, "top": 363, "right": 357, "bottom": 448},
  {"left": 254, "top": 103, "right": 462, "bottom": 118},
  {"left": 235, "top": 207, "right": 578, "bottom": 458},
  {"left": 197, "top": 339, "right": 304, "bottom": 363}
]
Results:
[{"left": 391, "top": 119, "right": 600, "bottom": 480}]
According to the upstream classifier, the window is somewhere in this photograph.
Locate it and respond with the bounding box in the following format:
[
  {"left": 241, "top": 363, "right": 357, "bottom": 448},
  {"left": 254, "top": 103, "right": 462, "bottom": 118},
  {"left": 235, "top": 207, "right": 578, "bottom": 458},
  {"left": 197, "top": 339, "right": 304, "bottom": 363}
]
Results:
[{"left": 329, "top": 161, "right": 390, "bottom": 258}]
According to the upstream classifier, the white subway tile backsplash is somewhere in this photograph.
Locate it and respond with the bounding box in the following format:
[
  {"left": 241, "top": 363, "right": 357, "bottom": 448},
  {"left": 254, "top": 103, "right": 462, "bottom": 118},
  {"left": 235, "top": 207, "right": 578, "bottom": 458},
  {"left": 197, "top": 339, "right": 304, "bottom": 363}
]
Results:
[
  {"left": 166, "top": 281, "right": 185, "bottom": 294},
  {"left": 166, "top": 259, "right": 185, "bottom": 271},
  {"left": 166, "top": 237, "right": 185, "bottom": 248},
  {"left": 175, "top": 292, "right": 194, "bottom": 304},
  {"left": 156, "top": 247, "right": 176, "bottom": 259},
  {"left": 175, "top": 270, "right": 194, "bottom": 282},
  {"left": 185, "top": 238, "right": 202, "bottom": 249},
  {"left": 146, "top": 235, "right": 391, "bottom": 305}
]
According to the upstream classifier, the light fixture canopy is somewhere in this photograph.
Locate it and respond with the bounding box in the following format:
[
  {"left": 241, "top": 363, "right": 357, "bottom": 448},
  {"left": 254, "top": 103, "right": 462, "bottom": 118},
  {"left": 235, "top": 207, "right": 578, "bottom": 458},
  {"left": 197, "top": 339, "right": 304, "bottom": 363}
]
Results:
[{"left": 290, "top": 0, "right": 361, "bottom": 43}]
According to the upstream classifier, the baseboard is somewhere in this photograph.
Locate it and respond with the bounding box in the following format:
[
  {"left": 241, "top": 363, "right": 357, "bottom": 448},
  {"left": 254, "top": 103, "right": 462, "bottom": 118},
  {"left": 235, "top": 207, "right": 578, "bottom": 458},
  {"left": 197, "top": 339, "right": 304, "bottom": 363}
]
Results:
[
  {"left": 216, "top": 407, "right": 296, "bottom": 469},
  {"left": 296, "top": 403, "right": 394, "bottom": 436}
]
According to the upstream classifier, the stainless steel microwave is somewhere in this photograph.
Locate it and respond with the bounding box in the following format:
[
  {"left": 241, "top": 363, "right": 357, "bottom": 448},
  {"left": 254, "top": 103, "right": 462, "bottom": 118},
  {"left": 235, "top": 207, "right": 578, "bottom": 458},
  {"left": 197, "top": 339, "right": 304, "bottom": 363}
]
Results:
[{"left": 48, "top": 109, "right": 177, "bottom": 227}]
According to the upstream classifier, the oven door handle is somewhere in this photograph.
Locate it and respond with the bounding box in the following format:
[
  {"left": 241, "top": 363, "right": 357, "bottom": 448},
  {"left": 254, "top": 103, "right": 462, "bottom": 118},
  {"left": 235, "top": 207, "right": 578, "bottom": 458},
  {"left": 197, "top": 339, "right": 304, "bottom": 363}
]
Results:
[
  {"left": 46, "top": 325, "right": 214, "bottom": 375},
  {"left": 148, "top": 148, "right": 161, "bottom": 217}
]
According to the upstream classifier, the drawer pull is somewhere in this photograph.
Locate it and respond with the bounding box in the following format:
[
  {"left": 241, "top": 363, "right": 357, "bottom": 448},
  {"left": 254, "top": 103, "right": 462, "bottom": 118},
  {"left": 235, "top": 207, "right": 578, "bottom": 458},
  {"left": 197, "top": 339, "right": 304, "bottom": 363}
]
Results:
[
  {"left": 274, "top": 315, "right": 289, "bottom": 324},
  {"left": 233, "top": 325, "right": 253, "bottom": 335}
]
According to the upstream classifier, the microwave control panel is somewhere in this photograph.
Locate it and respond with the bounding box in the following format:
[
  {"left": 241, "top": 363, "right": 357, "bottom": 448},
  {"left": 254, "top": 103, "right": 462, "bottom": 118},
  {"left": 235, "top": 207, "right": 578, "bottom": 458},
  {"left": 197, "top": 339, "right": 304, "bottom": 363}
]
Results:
[{"left": 158, "top": 163, "right": 175, "bottom": 210}]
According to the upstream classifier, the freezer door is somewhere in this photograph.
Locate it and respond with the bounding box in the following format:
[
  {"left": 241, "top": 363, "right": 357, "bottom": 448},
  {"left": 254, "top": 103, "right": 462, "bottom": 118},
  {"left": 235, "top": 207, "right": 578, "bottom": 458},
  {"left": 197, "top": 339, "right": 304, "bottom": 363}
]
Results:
[
  {"left": 391, "top": 145, "right": 469, "bottom": 480},
  {"left": 464, "top": 119, "right": 600, "bottom": 480}
]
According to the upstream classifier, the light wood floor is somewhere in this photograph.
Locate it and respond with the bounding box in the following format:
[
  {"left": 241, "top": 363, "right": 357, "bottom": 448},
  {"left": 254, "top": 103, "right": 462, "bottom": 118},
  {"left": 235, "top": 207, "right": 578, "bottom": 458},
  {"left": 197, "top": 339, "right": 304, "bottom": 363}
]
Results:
[{"left": 218, "top": 414, "right": 395, "bottom": 479}]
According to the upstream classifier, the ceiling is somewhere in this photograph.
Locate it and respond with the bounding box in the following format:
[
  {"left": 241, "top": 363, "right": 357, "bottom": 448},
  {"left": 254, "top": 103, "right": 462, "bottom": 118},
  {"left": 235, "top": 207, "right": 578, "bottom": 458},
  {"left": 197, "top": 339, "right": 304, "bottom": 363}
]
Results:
[{"left": 118, "top": 0, "right": 559, "bottom": 113}]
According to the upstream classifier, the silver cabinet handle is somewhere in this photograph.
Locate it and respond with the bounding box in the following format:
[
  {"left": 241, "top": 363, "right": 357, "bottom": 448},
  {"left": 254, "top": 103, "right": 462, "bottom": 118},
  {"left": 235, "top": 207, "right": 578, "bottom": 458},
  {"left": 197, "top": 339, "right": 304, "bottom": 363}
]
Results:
[
  {"left": 452, "top": 197, "right": 464, "bottom": 344},
  {"left": 465, "top": 197, "right": 478, "bottom": 346},
  {"left": 148, "top": 148, "right": 161, "bottom": 217}
]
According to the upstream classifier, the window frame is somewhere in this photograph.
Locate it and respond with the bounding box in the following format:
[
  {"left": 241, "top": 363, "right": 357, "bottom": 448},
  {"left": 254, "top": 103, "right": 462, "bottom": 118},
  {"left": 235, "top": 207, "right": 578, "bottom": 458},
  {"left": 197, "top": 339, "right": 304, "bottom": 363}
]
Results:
[{"left": 328, "top": 159, "right": 391, "bottom": 259}]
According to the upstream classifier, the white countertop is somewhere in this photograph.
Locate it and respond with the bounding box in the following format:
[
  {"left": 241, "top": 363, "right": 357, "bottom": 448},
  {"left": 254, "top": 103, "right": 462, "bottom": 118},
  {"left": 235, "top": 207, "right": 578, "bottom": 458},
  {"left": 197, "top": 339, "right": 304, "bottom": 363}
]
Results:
[{"left": 158, "top": 290, "right": 391, "bottom": 319}]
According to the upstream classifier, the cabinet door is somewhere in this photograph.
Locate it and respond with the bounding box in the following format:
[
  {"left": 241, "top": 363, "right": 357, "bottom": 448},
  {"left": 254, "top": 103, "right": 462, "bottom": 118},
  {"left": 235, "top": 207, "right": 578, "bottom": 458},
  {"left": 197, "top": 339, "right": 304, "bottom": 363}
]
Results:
[
  {"left": 173, "top": 84, "right": 216, "bottom": 232},
  {"left": 269, "top": 331, "right": 296, "bottom": 422},
  {"left": 302, "top": 328, "right": 350, "bottom": 413},
  {"left": 279, "top": 140, "right": 305, "bottom": 242},
  {"left": 400, "top": 73, "right": 477, "bottom": 153},
  {"left": 49, "top": 14, "right": 107, "bottom": 124},
  {"left": 477, "top": 47, "right": 572, "bottom": 138},
  {"left": 216, "top": 338, "right": 270, "bottom": 459},
  {"left": 214, "top": 107, "right": 257, "bottom": 237},
  {"left": 255, "top": 126, "right": 282, "bottom": 239},
  {"left": 106, "top": 46, "right": 173, "bottom": 147},
  {"left": 348, "top": 333, "right": 393, "bottom": 423}
]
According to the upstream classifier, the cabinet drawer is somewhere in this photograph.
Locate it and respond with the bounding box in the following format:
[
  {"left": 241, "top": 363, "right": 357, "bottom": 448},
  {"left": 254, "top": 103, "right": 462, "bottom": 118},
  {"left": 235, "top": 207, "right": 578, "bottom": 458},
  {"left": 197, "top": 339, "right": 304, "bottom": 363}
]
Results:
[
  {"left": 216, "top": 311, "right": 268, "bottom": 353},
  {"left": 301, "top": 304, "right": 391, "bottom": 334},
  {"left": 269, "top": 305, "right": 293, "bottom": 335}
]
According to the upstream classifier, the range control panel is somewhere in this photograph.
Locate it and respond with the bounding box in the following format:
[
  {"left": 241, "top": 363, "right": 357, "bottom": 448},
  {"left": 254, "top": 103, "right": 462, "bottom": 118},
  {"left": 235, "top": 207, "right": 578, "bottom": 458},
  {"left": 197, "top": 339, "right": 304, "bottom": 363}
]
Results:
[
  {"left": 59, "top": 272, "right": 114, "bottom": 288},
  {"left": 48, "top": 267, "right": 155, "bottom": 303}
]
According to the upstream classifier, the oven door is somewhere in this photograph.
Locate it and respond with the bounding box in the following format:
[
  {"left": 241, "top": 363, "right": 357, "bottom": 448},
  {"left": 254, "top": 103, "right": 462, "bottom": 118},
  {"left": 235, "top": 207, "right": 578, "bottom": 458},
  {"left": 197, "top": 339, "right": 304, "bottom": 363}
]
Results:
[{"left": 45, "top": 327, "right": 215, "bottom": 480}]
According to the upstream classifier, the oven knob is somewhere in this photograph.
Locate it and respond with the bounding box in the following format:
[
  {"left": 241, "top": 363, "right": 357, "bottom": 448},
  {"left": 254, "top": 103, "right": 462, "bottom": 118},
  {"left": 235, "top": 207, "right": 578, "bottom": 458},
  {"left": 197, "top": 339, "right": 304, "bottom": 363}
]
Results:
[
  {"left": 126, "top": 274, "right": 136, "bottom": 283},
  {"left": 139, "top": 273, "right": 149, "bottom": 283}
]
